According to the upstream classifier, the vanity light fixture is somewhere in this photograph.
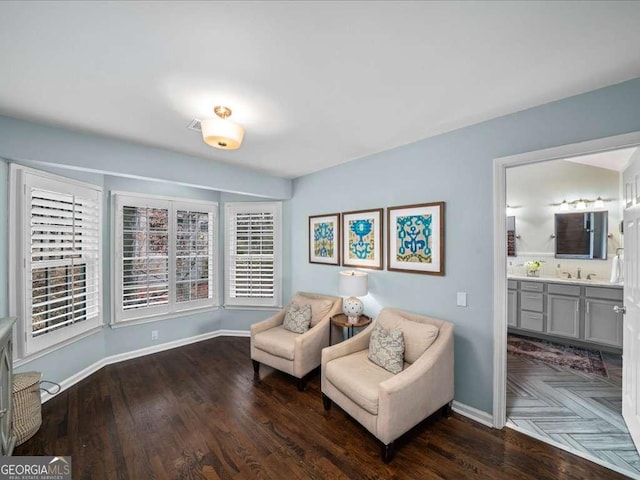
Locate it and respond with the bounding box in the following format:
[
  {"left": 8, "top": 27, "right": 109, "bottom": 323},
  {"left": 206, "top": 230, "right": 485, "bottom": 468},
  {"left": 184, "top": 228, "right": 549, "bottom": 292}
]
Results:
[
  {"left": 594, "top": 196, "right": 605, "bottom": 209},
  {"left": 559, "top": 200, "right": 569, "bottom": 211},
  {"left": 201, "top": 106, "right": 245, "bottom": 150},
  {"left": 575, "top": 198, "right": 587, "bottom": 210}
]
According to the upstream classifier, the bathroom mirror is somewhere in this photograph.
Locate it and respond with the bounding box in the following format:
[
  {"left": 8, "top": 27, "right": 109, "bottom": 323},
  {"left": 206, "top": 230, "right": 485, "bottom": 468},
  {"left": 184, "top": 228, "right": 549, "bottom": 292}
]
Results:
[
  {"left": 507, "top": 216, "right": 516, "bottom": 257},
  {"left": 555, "top": 211, "right": 607, "bottom": 259}
]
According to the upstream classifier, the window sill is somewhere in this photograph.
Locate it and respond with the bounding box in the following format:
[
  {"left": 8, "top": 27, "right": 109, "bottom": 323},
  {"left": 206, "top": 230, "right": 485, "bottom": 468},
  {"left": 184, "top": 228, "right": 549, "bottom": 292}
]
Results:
[{"left": 111, "top": 305, "right": 220, "bottom": 329}]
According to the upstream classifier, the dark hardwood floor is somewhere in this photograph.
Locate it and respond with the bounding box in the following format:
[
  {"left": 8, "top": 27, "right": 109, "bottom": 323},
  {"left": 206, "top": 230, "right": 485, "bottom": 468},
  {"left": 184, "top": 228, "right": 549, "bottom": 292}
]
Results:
[{"left": 15, "top": 337, "right": 628, "bottom": 479}]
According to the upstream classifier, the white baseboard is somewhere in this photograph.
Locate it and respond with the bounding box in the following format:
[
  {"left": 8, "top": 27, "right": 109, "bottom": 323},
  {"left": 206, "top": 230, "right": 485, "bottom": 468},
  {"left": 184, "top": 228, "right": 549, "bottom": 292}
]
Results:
[
  {"left": 41, "top": 329, "right": 250, "bottom": 403},
  {"left": 452, "top": 400, "right": 494, "bottom": 428}
]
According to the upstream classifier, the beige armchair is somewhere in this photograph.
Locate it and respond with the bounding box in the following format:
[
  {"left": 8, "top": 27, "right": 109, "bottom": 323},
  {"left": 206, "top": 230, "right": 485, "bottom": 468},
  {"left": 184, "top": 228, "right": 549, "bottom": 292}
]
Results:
[
  {"left": 251, "top": 292, "right": 342, "bottom": 390},
  {"left": 321, "top": 307, "right": 454, "bottom": 462}
]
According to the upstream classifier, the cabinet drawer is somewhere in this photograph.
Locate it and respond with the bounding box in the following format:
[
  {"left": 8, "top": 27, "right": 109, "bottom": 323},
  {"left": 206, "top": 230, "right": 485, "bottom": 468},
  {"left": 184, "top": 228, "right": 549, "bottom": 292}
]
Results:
[
  {"left": 507, "top": 280, "right": 518, "bottom": 290},
  {"left": 520, "top": 311, "right": 544, "bottom": 332},
  {"left": 585, "top": 286, "right": 623, "bottom": 301},
  {"left": 547, "top": 283, "right": 580, "bottom": 296},
  {"left": 520, "top": 292, "right": 543, "bottom": 312},
  {"left": 521, "top": 281, "right": 543, "bottom": 292}
]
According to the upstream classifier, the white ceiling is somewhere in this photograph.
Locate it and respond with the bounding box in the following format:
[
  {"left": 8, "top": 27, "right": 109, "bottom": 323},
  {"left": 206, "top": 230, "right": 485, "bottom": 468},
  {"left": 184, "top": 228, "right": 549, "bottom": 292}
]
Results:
[
  {"left": 1, "top": 2, "right": 640, "bottom": 179},
  {"left": 564, "top": 147, "right": 638, "bottom": 172}
]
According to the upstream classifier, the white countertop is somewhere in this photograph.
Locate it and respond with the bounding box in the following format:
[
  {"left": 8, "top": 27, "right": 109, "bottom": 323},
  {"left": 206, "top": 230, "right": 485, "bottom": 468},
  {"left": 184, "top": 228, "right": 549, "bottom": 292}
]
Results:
[{"left": 508, "top": 274, "right": 623, "bottom": 288}]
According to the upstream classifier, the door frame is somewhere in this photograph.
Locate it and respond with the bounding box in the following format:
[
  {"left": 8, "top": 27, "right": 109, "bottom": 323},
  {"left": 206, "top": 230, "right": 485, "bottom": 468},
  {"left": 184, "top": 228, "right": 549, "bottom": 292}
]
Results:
[{"left": 492, "top": 131, "right": 640, "bottom": 428}]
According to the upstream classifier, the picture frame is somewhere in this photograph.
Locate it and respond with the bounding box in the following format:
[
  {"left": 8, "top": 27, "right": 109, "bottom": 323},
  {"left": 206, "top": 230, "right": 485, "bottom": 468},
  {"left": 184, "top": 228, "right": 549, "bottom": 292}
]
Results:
[
  {"left": 387, "top": 202, "right": 445, "bottom": 275},
  {"left": 342, "top": 208, "right": 383, "bottom": 270},
  {"left": 309, "top": 213, "right": 341, "bottom": 265}
]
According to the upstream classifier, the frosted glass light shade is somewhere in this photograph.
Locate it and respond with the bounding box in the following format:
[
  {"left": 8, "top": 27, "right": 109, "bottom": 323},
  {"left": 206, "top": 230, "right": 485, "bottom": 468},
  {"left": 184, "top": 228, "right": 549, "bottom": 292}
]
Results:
[
  {"left": 201, "top": 116, "right": 245, "bottom": 150},
  {"left": 339, "top": 270, "right": 368, "bottom": 297}
]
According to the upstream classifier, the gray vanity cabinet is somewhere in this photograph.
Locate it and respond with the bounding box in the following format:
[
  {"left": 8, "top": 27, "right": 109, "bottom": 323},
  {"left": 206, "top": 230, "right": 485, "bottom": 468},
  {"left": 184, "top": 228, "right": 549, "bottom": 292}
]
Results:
[{"left": 508, "top": 279, "right": 622, "bottom": 351}]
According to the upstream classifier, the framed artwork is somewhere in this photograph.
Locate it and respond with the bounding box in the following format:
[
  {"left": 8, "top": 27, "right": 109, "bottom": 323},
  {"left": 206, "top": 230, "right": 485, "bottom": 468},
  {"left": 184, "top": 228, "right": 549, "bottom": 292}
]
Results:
[
  {"left": 309, "top": 213, "right": 340, "bottom": 265},
  {"left": 342, "top": 208, "right": 383, "bottom": 269},
  {"left": 387, "top": 202, "right": 445, "bottom": 275}
]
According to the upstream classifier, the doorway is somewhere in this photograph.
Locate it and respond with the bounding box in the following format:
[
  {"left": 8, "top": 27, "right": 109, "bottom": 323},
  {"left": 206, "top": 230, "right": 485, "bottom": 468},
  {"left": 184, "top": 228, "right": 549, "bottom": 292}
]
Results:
[{"left": 493, "top": 132, "right": 640, "bottom": 477}]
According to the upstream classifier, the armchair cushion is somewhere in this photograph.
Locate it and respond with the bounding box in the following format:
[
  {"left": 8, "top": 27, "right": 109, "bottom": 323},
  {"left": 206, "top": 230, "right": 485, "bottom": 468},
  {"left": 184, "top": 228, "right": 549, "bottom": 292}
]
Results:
[
  {"left": 368, "top": 323, "right": 405, "bottom": 374},
  {"left": 325, "top": 350, "right": 402, "bottom": 415},
  {"left": 253, "top": 326, "right": 298, "bottom": 360},
  {"left": 292, "top": 294, "right": 333, "bottom": 327},
  {"left": 283, "top": 303, "right": 312, "bottom": 333},
  {"left": 379, "top": 314, "right": 439, "bottom": 364}
]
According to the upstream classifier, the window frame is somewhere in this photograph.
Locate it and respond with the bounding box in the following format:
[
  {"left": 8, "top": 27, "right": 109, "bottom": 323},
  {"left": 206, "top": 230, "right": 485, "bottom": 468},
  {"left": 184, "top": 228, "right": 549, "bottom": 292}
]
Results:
[
  {"left": 111, "top": 192, "right": 219, "bottom": 325},
  {"left": 224, "top": 201, "right": 283, "bottom": 309},
  {"left": 9, "top": 164, "right": 104, "bottom": 359}
]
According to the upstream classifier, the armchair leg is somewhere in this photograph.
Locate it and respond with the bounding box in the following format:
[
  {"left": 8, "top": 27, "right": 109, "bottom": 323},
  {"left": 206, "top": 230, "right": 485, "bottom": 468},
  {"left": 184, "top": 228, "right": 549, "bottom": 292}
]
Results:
[
  {"left": 296, "top": 377, "right": 306, "bottom": 392},
  {"left": 322, "top": 393, "right": 331, "bottom": 411},
  {"left": 381, "top": 442, "right": 395, "bottom": 463},
  {"left": 252, "top": 360, "right": 260, "bottom": 376},
  {"left": 442, "top": 400, "right": 453, "bottom": 418}
]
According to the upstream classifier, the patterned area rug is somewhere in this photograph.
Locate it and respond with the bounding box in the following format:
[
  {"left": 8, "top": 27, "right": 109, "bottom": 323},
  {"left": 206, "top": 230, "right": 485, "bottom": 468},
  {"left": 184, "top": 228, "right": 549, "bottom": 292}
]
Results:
[{"left": 507, "top": 334, "right": 608, "bottom": 377}]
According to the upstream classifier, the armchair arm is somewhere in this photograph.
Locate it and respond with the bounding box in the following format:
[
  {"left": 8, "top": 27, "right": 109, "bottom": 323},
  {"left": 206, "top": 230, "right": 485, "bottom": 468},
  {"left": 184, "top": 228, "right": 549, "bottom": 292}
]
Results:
[
  {"left": 250, "top": 309, "right": 286, "bottom": 337},
  {"left": 321, "top": 321, "right": 375, "bottom": 366},
  {"left": 293, "top": 316, "right": 330, "bottom": 377},
  {"left": 376, "top": 326, "right": 454, "bottom": 445}
]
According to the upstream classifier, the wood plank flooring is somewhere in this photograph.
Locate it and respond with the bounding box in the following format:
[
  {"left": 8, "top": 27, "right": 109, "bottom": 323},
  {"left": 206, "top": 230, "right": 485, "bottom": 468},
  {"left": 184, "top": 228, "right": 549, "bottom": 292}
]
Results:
[
  {"left": 15, "top": 337, "right": 629, "bottom": 479},
  {"left": 507, "top": 351, "right": 640, "bottom": 478}
]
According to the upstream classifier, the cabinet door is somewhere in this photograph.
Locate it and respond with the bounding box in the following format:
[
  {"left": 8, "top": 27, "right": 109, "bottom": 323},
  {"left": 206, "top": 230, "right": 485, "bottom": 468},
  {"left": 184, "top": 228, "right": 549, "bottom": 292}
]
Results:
[
  {"left": 585, "top": 299, "right": 623, "bottom": 347},
  {"left": 507, "top": 290, "right": 517, "bottom": 327},
  {"left": 546, "top": 294, "right": 580, "bottom": 339}
]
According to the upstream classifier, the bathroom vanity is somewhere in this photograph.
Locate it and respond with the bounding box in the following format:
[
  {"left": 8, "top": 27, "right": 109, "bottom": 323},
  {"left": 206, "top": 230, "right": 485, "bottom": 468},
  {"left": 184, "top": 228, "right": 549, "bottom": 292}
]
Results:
[{"left": 507, "top": 276, "right": 623, "bottom": 352}]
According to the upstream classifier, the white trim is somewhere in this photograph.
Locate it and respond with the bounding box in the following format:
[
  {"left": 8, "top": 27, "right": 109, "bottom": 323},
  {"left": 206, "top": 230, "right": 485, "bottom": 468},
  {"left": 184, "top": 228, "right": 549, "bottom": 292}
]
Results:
[
  {"left": 506, "top": 421, "right": 636, "bottom": 479},
  {"left": 40, "top": 329, "right": 250, "bottom": 403},
  {"left": 223, "top": 305, "right": 282, "bottom": 311},
  {"left": 452, "top": 400, "right": 494, "bottom": 428},
  {"left": 493, "top": 131, "right": 640, "bottom": 430}
]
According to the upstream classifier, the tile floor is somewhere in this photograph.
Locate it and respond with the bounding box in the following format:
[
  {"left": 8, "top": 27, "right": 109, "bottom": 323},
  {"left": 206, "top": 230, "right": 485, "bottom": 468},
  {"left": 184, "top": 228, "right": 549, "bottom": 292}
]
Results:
[{"left": 507, "top": 350, "right": 640, "bottom": 478}]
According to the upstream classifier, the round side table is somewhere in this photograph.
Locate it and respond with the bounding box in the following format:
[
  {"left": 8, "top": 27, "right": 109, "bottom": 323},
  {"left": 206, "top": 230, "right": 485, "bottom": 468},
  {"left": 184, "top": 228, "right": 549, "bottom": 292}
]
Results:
[{"left": 330, "top": 313, "right": 372, "bottom": 345}]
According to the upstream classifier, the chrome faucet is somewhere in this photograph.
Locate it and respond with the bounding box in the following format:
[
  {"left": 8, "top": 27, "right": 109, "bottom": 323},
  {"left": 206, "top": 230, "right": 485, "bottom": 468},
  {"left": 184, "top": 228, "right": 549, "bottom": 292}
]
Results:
[
  {"left": 586, "top": 273, "right": 596, "bottom": 280},
  {"left": 563, "top": 271, "right": 572, "bottom": 279},
  {"left": 577, "top": 267, "right": 581, "bottom": 279}
]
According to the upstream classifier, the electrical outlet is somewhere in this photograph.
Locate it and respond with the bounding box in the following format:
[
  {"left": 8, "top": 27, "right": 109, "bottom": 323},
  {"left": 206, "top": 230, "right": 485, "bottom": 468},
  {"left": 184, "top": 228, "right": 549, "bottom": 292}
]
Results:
[{"left": 151, "top": 330, "right": 158, "bottom": 341}]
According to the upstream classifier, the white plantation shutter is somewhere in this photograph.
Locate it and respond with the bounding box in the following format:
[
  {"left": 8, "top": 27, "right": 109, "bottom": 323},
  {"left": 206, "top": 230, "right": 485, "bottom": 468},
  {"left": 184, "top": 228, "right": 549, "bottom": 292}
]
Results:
[
  {"left": 225, "top": 202, "right": 282, "bottom": 308},
  {"left": 114, "top": 194, "right": 218, "bottom": 323},
  {"left": 21, "top": 169, "right": 103, "bottom": 355}
]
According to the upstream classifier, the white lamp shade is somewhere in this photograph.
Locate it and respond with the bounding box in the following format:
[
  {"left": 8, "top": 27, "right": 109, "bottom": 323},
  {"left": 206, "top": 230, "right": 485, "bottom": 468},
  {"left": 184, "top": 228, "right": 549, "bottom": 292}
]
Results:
[
  {"left": 201, "top": 116, "right": 245, "bottom": 150},
  {"left": 339, "top": 270, "right": 368, "bottom": 297}
]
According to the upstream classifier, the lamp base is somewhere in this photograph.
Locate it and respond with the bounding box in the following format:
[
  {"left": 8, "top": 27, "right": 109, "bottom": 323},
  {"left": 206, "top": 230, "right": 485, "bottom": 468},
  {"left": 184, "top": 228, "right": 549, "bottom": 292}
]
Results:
[{"left": 343, "top": 296, "right": 364, "bottom": 324}]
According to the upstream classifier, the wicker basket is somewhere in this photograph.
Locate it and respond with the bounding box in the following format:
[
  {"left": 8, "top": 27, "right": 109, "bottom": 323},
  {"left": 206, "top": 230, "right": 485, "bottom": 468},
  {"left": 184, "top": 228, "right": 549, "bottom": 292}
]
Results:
[{"left": 12, "top": 371, "right": 42, "bottom": 446}]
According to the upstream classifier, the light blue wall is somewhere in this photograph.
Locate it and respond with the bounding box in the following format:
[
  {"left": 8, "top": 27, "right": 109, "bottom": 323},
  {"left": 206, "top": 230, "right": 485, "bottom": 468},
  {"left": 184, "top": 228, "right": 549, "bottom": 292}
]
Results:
[
  {"left": 0, "top": 118, "right": 292, "bottom": 384},
  {"left": 291, "top": 77, "right": 640, "bottom": 414}
]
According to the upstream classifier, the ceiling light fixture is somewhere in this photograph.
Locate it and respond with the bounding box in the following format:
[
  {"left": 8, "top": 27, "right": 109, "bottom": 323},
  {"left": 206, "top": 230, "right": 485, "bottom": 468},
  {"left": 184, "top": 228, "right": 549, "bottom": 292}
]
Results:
[{"left": 201, "top": 106, "right": 245, "bottom": 150}]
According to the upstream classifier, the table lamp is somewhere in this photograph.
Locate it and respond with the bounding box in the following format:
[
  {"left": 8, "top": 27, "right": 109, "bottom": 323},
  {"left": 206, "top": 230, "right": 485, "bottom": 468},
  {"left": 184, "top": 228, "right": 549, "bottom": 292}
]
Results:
[{"left": 339, "top": 270, "right": 368, "bottom": 324}]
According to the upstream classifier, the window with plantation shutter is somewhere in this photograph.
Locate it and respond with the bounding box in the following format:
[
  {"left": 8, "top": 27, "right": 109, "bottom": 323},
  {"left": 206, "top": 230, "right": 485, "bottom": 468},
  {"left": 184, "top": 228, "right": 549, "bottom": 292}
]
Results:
[
  {"left": 225, "top": 202, "right": 282, "bottom": 308},
  {"left": 113, "top": 193, "right": 218, "bottom": 324},
  {"left": 11, "top": 166, "right": 103, "bottom": 357}
]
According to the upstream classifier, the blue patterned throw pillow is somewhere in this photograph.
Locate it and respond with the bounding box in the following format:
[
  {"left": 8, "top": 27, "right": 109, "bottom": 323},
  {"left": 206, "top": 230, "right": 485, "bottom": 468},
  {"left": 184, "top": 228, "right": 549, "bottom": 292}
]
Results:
[
  {"left": 368, "top": 322, "right": 405, "bottom": 374},
  {"left": 283, "top": 303, "right": 312, "bottom": 334}
]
